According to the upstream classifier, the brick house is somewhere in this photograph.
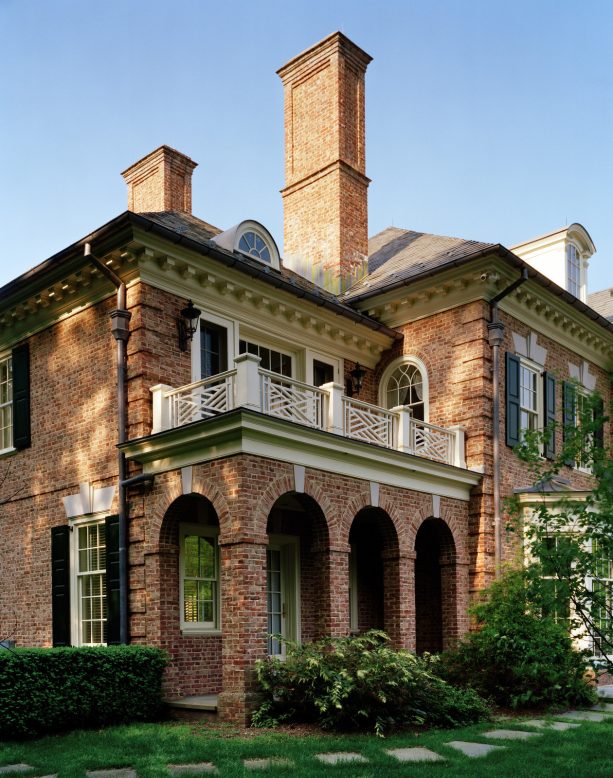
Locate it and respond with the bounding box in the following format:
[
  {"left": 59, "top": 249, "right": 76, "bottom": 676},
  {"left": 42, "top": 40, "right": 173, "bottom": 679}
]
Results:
[{"left": 0, "top": 32, "right": 611, "bottom": 724}]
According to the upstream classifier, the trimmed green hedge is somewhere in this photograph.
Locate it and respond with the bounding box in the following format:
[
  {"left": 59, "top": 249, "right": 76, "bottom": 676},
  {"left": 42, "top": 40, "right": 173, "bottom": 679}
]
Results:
[{"left": 0, "top": 646, "right": 168, "bottom": 739}]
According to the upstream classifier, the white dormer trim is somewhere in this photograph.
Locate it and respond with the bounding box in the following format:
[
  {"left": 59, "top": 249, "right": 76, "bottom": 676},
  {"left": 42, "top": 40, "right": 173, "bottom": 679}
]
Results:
[{"left": 211, "top": 220, "right": 281, "bottom": 270}]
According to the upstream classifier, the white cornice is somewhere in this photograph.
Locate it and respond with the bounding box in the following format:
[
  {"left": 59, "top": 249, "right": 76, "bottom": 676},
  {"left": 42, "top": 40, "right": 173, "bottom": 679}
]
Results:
[
  {"left": 120, "top": 408, "right": 481, "bottom": 502},
  {"left": 134, "top": 229, "right": 393, "bottom": 367}
]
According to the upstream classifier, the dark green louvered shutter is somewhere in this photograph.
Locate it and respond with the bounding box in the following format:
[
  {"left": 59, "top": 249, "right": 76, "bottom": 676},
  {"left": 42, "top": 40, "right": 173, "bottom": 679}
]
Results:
[
  {"left": 563, "top": 382, "right": 576, "bottom": 467},
  {"left": 543, "top": 372, "right": 556, "bottom": 460},
  {"left": 51, "top": 526, "right": 71, "bottom": 646},
  {"left": 12, "top": 343, "right": 30, "bottom": 450},
  {"left": 105, "top": 514, "right": 121, "bottom": 645},
  {"left": 505, "top": 352, "right": 521, "bottom": 447},
  {"left": 594, "top": 396, "right": 605, "bottom": 451}
]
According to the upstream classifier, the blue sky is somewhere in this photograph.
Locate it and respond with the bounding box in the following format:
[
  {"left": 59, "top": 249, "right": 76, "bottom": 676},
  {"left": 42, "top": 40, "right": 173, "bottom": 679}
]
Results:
[{"left": 1, "top": 0, "right": 611, "bottom": 292}]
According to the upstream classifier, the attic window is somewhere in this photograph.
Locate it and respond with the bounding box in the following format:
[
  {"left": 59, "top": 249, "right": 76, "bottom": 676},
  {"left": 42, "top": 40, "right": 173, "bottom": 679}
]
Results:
[{"left": 238, "top": 231, "right": 271, "bottom": 264}]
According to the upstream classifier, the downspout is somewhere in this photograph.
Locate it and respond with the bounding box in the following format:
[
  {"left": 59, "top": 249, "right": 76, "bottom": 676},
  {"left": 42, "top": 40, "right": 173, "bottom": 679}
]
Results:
[
  {"left": 487, "top": 267, "right": 529, "bottom": 576},
  {"left": 85, "top": 243, "right": 131, "bottom": 644}
]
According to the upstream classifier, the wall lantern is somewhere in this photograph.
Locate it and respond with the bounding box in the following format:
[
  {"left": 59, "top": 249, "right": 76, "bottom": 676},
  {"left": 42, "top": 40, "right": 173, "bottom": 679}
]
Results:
[
  {"left": 347, "top": 362, "right": 366, "bottom": 398},
  {"left": 178, "top": 300, "right": 201, "bottom": 351}
]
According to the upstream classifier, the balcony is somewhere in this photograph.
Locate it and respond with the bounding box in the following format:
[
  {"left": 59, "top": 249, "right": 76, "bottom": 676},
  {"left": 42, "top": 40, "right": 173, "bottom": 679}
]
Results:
[{"left": 151, "top": 354, "right": 466, "bottom": 469}]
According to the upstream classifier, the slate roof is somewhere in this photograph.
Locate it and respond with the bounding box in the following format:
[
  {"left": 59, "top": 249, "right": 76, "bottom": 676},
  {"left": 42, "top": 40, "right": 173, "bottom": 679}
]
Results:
[
  {"left": 587, "top": 288, "right": 613, "bottom": 322},
  {"left": 342, "top": 227, "right": 495, "bottom": 301}
]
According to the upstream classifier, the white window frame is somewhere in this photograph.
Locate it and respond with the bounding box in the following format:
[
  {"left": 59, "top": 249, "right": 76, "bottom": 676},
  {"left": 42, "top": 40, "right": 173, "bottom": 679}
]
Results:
[
  {"left": 236, "top": 222, "right": 280, "bottom": 270},
  {"left": 69, "top": 514, "right": 108, "bottom": 647},
  {"left": 0, "top": 352, "right": 13, "bottom": 455},
  {"left": 305, "top": 350, "right": 342, "bottom": 387},
  {"left": 518, "top": 356, "right": 542, "bottom": 437},
  {"left": 237, "top": 332, "right": 296, "bottom": 379},
  {"left": 573, "top": 388, "right": 593, "bottom": 473},
  {"left": 586, "top": 539, "right": 613, "bottom": 661},
  {"left": 267, "top": 534, "right": 300, "bottom": 658},
  {"left": 379, "top": 356, "right": 429, "bottom": 421},
  {"left": 179, "top": 522, "right": 221, "bottom": 635},
  {"left": 566, "top": 243, "right": 581, "bottom": 298},
  {"left": 191, "top": 310, "right": 235, "bottom": 383}
]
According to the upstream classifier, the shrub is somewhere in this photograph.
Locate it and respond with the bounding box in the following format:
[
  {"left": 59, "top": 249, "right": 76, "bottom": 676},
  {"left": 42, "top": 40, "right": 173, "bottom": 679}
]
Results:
[
  {"left": 437, "top": 570, "right": 596, "bottom": 709},
  {"left": 0, "top": 645, "right": 168, "bottom": 739},
  {"left": 252, "top": 630, "right": 489, "bottom": 735}
]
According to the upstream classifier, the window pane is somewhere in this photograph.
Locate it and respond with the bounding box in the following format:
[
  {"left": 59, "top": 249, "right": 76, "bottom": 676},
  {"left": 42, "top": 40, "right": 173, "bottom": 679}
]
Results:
[
  {"left": 184, "top": 535, "right": 200, "bottom": 578},
  {"left": 198, "top": 537, "right": 215, "bottom": 579}
]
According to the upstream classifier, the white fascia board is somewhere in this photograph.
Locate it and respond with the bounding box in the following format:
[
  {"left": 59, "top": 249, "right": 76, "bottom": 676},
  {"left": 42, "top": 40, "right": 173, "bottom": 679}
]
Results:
[
  {"left": 134, "top": 229, "right": 393, "bottom": 367},
  {"left": 120, "top": 409, "right": 481, "bottom": 501}
]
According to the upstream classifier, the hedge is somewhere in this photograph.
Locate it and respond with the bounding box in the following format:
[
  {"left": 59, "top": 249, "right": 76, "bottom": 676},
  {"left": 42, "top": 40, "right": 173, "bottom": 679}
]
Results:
[{"left": 0, "top": 645, "right": 168, "bottom": 739}]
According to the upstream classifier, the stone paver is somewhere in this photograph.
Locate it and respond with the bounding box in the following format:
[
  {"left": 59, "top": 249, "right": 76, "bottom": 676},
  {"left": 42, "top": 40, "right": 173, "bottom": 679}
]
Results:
[
  {"left": 385, "top": 747, "right": 445, "bottom": 763},
  {"left": 445, "top": 741, "right": 505, "bottom": 757},
  {"left": 521, "top": 719, "right": 580, "bottom": 731},
  {"left": 592, "top": 702, "right": 613, "bottom": 713},
  {"left": 86, "top": 771, "right": 137, "bottom": 778},
  {"left": 0, "top": 768, "right": 34, "bottom": 776},
  {"left": 167, "top": 764, "right": 218, "bottom": 775},
  {"left": 315, "top": 752, "right": 369, "bottom": 765},
  {"left": 558, "top": 710, "right": 606, "bottom": 722},
  {"left": 483, "top": 729, "right": 542, "bottom": 741},
  {"left": 243, "top": 758, "right": 294, "bottom": 770},
  {"left": 597, "top": 684, "right": 613, "bottom": 699}
]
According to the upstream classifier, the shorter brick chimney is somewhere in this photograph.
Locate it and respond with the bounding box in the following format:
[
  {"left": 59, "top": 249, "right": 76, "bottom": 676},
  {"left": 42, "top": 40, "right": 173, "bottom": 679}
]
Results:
[{"left": 121, "top": 145, "right": 197, "bottom": 213}]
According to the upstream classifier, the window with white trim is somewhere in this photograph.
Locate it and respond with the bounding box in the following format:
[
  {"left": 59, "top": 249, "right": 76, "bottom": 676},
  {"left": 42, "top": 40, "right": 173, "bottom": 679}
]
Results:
[
  {"left": 540, "top": 535, "right": 571, "bottom": 626},
  {"left": 238, "top": 230, "right": 272, "bottom": 264},
  {"left": 76, "top": 521, "right": 107, "bottom": 645},
  {"left": 380, "top": 357, "right": 428, "bottom": 422},
  {"left": 0, "top": 354, "right": 12, "bottom": 451},
  {"left": 239, "top": 339, "right": 292, "bottom": 377},
  {"left": 180, "top": 524, "right": 220, "bottom": 632},
  {"left": 590, "top": 541, "right": 613, "bottom": 658},
  {"left": 566, "top": 244, "right": 581, "bottom": 297},
  {"left": 519, "top": 361, "right": 540, "bottom": 434}
]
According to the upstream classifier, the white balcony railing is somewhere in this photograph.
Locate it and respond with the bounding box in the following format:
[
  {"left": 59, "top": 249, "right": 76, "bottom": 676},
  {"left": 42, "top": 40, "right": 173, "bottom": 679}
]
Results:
[{"left": 151, "top": 353, "right": 465, "bottom": 468}]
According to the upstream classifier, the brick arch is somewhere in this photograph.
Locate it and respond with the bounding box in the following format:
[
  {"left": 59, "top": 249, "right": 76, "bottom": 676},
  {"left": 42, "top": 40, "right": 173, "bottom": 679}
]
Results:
[
  {"left": 409, "top": 510, "right": 468, "bottom": 566},
  {"left": 251, "top": 473, "right": 334, "bottom": 539},
  {"left": 339, "top": 491, "right": 408, "bottom": 554},
  {"left": 145, "top": 472, "right": 231, "bottom": 554}
]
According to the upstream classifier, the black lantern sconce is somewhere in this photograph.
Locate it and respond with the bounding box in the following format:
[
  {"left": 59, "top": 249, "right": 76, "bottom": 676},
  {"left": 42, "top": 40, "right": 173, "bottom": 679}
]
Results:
[
  {"left": 178, "top": 300, "right": 201, "bottom": 352},
  {"left": 346, "top": 362, "right": 366, "bottom": 398}
]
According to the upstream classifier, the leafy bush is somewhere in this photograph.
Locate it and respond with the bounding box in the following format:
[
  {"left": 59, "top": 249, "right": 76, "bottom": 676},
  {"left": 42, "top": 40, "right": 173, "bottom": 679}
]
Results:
[
  {"left": 437, "top": 570, "right": 596, "bottom": 709},
  {"left": 0, "top": 645, "right": 168, "bottom": 739},
  {"left": 252, "top": 630, "right": 489, "bottom": 735}
]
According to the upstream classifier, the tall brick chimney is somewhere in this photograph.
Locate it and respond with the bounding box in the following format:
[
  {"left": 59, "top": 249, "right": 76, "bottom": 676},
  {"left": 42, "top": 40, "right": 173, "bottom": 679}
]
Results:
[
  {"left": 278, "top": 32, "right": 372, "bottom": 291},
  {"left": 121, "top": 145, "right": 197, "bottom": 213}
]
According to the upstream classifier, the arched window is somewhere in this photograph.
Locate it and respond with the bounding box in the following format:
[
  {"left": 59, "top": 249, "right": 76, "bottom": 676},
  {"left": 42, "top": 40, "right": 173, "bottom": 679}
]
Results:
[{"left": 380, "top": 357, "right": 428, "bottom": 422}]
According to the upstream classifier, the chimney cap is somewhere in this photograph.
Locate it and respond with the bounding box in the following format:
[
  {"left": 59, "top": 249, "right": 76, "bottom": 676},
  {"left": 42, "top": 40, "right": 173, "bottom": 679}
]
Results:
[
  {"left": 121, "top": 145, "right": 197, "bottom": 181},
  {"left": 277, "top": 31, "right": 372, "bottom": 81}
]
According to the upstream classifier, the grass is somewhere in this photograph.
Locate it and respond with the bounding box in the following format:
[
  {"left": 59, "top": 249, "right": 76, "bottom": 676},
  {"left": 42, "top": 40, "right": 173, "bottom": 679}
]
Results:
[{"left": 0, "top": 715, "right": 611, "bottom": 777}]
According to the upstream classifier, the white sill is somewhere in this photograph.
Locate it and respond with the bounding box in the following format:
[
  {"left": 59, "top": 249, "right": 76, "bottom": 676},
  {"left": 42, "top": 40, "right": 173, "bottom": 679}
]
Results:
[
  {"left": 0, "top": 446, "right": 16, "bottom": 459},
  {"left": 180, "top": 627, "right": 222, "bottom": 637}
]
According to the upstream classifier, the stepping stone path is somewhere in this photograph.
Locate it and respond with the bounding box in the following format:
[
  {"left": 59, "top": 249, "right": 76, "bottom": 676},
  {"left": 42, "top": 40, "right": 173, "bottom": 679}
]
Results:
[
  {"left": 87, "top": 772, "right": 137, "bottom": 778},
  {"left": 445, "top": 741, "right": 505, "bottom": 757},
  {"left": 558, "top": 710, "right": 606, "bottom": 722},
  {"left": 592, "top": 702, "right": 613, "bottom": 712},
  {"left": 483, "top": 728, "right": 542, "bottom": 741},
  {"left": 243, "top": 758, "right": 294, "bottom": 770},
  {"left": 167, "top": 765, "right": 218, "bottom": 775},
  {"left": 522, "top": 719, "right": 580, "bottom": 731},
  {"left": 315, "top": 752, "right": 369, "bottom": 765},
  {"left": 386, "top": 747, "right": 445, "bottom": 762},
  {"left": 0, "top": 768, "right": 34, "bottom": 776}
]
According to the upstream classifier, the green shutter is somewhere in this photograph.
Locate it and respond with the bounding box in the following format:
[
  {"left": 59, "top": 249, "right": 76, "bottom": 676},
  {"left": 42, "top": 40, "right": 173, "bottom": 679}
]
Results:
[
  {"left": 105, "top": 514, "right": 121, "bottom": 645},
  {"left": 505, "top": 352, "right": 521, "bottom": 447},
  {"left": 12, "top": 343, "right": 30, "bottom": 449},
  {"left": 563, "top": 382, "right": 576, "bottom": 467},
  {"left": 594, "top": 396, "right": 605, "bottom": 451},
  {"left": 51, "top": 526, "right": 71, "bottom": 647},
  {"left": 543, "top": 372, "right": 556, "bottom": 460}
]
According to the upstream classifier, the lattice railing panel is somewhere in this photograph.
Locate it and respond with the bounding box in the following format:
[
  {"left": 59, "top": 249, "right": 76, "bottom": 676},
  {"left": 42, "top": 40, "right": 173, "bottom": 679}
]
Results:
[
  {"left": 168, "top": 371, "right": 236, "bottom": 427},
  {"left": 261, "top": 371, "right": 325, "bottom": 429},
  {"left": 411, "top": 420, "right": 454, "bottom": 464},
  {"left": 343, "top": 397, "right": 394, "bottom": 448}
]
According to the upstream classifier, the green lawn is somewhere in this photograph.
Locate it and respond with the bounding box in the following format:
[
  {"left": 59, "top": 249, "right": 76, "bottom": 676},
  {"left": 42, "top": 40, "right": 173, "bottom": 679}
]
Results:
[{"left": 1, "top": 715, "right": 612, "bottom": 777}]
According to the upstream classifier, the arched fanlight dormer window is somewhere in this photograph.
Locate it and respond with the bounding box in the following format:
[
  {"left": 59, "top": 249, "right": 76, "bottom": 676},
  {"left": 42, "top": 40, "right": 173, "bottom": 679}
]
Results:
[
  {"left": 211, "top": 220, "right": 281, "bottom": 270},
  {"left": 379, "top": 356, "right": 429, "bottom": 422}
]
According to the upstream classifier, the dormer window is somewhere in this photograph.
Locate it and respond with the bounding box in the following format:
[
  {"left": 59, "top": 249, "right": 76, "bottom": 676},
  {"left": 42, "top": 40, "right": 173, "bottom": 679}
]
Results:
[
  {"left": 238, "top": 231, "right": 271, "bottom": 263},
  {"left": 211, "top": 220, "right": 281, "bottom": 270},
  {"left": 566, "top": 244, "right": 581, "bottom": 297}
]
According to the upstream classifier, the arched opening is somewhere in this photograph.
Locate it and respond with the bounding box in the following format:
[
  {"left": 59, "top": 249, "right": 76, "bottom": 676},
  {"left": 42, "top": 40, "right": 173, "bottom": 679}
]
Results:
[
  {"left": 266, "top": 492, "right": 330, "bottom": 656},
  {"left": 348, "top": 508, "right": 401, "bottom": 641},
  {"left": 158, "top": 493, "right": 221, "bottom": 696},
  {"left": 414, "top": 518, "right": 456, "bottom": 654}
]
